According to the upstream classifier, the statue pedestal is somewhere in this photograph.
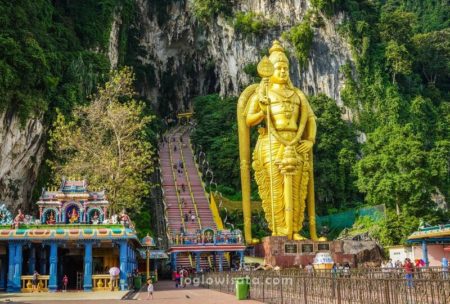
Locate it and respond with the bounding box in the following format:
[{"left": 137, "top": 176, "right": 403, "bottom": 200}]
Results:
[{"left": 253, "top": 236, "right": 380, "bottom": 268}]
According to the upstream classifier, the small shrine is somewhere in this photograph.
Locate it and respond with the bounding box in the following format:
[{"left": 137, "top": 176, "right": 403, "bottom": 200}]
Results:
[
  {"left": 37, "top": 179, "right": 109, "bottom": 225},
  {"left": 0, "top": 179, "right": 141, "bottom": 293}
]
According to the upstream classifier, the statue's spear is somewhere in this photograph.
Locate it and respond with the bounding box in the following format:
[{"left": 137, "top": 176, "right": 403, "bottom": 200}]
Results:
[{"left": 257, "top": 56, "right": 276, "bottom": 236}]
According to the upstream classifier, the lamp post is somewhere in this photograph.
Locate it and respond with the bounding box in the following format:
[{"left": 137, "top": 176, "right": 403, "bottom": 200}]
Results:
[{"left": 141, "top": 234, "right": 155, "bottom": 280}]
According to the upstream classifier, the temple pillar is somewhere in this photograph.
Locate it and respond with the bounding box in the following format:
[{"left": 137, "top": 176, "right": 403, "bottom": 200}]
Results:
[
  {"left": 11, "top": 242, "right": 23, "bottom": 292},
  {"left": 131, "top": 247, "right": 135, "bottom": 272},
  {"left": 239, "top": 251, "right": 244, "bottom": 269},
  {"left": 422, "top": 240, "right": 429, "bottom": 266},
  {"left": 48, "top": 242, "right": 58, "bottom": 292},
  {"left": 28, "top": 245, "right": 36, "bottom": 274},
  {"left": 195, "top": 252, "right": 201, "bottom": 273},
  {"left": 218, "top": 252, "right": 223, "bottom": 272},
  {"left": 40, "top": 246, "right": 47, "bottom": 275},
  {"left": 119, "top": 241, "right": 128, "bottom": 290},
  {"left": 0, "top": 256, "right": 6, "bottom": 290},
  {"left": 171, "top": 252, "right": 178, "bottom": 271},
  {"left": 6, "top": 243, "right": 15, "bottom": 292},
  {"left": 83, "top": 242, "right": 93, "bottom": 291}
]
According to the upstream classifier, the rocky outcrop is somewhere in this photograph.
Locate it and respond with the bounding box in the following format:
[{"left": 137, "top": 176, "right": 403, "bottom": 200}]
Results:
[
  {"left": 0, "top": 111, "right": 45, "bottom": 212},
  {"left": 108, "top": 10, "right": 123, "bottom": 70},
  {"left": 131, "top": 0, "right": 352, "bottom": 113}
]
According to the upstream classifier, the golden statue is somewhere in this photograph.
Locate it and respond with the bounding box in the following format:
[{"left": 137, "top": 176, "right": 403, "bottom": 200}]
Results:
[{"left": 238, "top": 40, "right": 321, "bottom": 243}]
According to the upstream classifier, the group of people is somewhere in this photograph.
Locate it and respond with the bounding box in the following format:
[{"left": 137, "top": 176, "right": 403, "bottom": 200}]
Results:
[
  {"left": 29, "top": 271, "right": 69, "bottom": 292},
  {"left": 183, "top": 210, "right": 196, "bottom": 224}
]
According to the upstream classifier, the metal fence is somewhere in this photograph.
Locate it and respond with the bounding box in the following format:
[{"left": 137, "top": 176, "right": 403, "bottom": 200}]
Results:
[{"left": 197, "top": 270, "right": 450, "bottom": 304}]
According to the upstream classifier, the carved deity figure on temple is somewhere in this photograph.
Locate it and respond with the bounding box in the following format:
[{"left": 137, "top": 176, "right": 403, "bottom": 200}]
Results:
[
  {"left": 67, "top": 207, "right": 79, "bottom": 223},
  {"left": 91, "top": 211, "right": 99, "bottom": 224},
  {"left": 46, "top": 211, "right": 56, "bottom": 225},
  {"left": 13, "top": 209, "right": 25, "bottom": 229},
  {"left": 238, "top": 40, "right": 323, "bottom": 243},
  {"left": 120, "top": 209, "right": 131, "bottom": 227}
]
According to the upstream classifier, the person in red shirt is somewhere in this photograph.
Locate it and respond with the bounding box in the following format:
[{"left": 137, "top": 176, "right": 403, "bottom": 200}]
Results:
[
  {"left": 404, "top": 258, "right": 414, "bottom": 287},
  {"left": 62, "top": 275, "right": 69, "bottom": 292}
]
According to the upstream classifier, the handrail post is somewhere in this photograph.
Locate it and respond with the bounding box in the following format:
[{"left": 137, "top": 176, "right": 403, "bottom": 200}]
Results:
[
  {"left": 337, "top": 279, "right": 341, "bottom": 304},
  {"left": 303, "top": 276, "right": 307, "bottom": 304}
]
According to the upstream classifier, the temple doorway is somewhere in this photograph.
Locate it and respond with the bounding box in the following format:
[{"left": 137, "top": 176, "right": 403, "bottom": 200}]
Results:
[{"left": 61, "top": 253, "right": 83, "bottom": 290}]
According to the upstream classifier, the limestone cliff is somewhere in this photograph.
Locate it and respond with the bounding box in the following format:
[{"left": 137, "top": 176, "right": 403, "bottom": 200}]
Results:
[
  {"left": 0, "top": 111, "right": 45, "bottom": 212},
  {"left": 131, "top": 0, "right": 352, "bottom": 113}
]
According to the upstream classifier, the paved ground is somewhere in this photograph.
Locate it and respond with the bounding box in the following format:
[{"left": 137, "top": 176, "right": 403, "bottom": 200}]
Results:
[{"left": 0, "top": 280, "right": 261, "bottom": 303}]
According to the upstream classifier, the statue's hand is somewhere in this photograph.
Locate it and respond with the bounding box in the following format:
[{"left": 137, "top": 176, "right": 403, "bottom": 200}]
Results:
[{"left": 298, "top": 140, "right": 313, "bottom": 153}]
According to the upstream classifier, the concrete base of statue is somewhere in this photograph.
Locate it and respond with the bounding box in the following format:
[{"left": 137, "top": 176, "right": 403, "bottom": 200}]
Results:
[{"left": 253, "top": 236, "right": 382, "bottom": 268}]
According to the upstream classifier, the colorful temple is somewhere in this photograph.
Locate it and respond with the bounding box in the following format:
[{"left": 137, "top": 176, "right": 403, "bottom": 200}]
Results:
[{"left": 0, "top": 179, "right": 141, "bottom": 292}]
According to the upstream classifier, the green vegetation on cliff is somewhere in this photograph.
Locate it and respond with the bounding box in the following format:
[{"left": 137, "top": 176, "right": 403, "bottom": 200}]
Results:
[{"left": 0, "top": 0, "right": 133, "bottom": 122}]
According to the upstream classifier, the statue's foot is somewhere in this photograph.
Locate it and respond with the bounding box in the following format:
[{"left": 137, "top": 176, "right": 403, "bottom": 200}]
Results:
[
  {"left": 272, "top": 227, "right": 288, "bottom": 236},
  {"left": 318, "top": 236, "right": 328, "bottom": 242},
  {"left": 293, "top": 233, "right": 307, "bottom": 241}
]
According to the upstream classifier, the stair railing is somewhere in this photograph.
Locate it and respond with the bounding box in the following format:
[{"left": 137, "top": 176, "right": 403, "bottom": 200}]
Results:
[
  {"left": 178, "top": 127, "right": 203, "bottom": 230},
  {"left": 167, "top": 128, "right": 187, "bottom": 233}
]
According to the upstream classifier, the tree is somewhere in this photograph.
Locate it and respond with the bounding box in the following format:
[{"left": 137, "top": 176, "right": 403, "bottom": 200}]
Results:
[
  {"left": 412, "top": 28, "right": 450, "bottom": 86},
  {"left": 49, "top": 67, "right": 154, "bottom": 212},
  {"left": 309, "top": 94, "right": 361, "bottom": 213},
  {"left": 356, "top": 124, "right": 432, "bottom": 215},
  {"left": 379, "top": 10, "right": 417, "bottom": 45},
  {"left": 385, "top": 41, "right": 412, "bottom": 83}
]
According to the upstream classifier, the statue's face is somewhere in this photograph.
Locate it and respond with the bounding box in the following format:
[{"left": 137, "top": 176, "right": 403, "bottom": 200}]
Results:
[{"left": 272, "top": 62, "right": 289, "bottom": 83}]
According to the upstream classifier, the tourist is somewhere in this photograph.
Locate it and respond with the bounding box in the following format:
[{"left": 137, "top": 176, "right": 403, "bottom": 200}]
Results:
[
  {"left": 343, "top": 262, "right": 351, "bottom": 278},
  {"left": 442, "top": 257, "right": 448, "bottom": 279},
  {"left": 191, "top": 213, "right": 196, "bottom": 223},
  {"left": 146, "top": 278, "right": 154, "bottom": 300},
  {"left": 404, "top": 258, "right": 414, "bottom": 288},
  {"left": 386, "top": 259, "right": 393, "bottom": 269},
  {"left": 331, "top": 263, "right": 338, "bottom": 278},
  {"left": 181, "top": 183, "right": 186, "bottom": 192},
  {"left": 175, "top": 271, "right": 181, "bottom": 288},
  {"left": 174, "top": 145, "right": 177, "bottom": 152},
  {"left": 32, "top": 270, "right": 39, "bottom": 292},
  {"left": 184, "top": 213, "right": 189, "bottom": 222},
  {"left": 179, "top": 269, "right": 186, "bottom": 288},
  {"left": 305, "top": 262, "right": 314, "bottom": 275},
  {"left": 62, "top": 274, "right": 68, "bottom": 292},
  {"left": 180, "top": 225, "right": 184, "bottom": 235},
  {"left": 181, "top": 198, "right": 185, "bottom": 207}
]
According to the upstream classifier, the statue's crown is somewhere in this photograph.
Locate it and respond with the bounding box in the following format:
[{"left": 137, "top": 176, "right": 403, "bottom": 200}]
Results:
[
  {"left": 269, "top": 40, "right": 288, "bottom": 64},
  {"left": 269, "top": 40, "right": 285, "bottom": 54}
]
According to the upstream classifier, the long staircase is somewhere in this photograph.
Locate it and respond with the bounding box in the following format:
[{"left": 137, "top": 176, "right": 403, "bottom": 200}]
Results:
[
  {"left": 159, "top": 126, "right": 216, "bottom": 236},
  {"left": 159, "top": 125, "right": 244, "bottom": 272}
]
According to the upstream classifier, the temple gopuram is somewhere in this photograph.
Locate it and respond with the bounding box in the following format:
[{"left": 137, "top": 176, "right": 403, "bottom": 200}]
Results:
[{"left": 0, "top": 179, "right": 141, "bottom": 293}]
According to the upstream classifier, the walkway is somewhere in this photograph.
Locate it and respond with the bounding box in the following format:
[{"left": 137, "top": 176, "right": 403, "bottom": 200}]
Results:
[{"left": 0, "top": 281, "right": 261, "bottom": 303}]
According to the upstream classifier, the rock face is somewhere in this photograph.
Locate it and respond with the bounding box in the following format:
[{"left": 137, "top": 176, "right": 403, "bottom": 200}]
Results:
[
  {"left": 132, "top": 0, "right": 352, "bottom": 113},
  {"left": 0, "top": 111, "right": 45, "bottom": 212},
  {"left": 108, "top": 10, "right": 123, "bottom": 70}
]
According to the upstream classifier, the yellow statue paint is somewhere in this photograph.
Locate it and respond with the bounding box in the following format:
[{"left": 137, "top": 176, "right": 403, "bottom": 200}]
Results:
[{"left": 238, "top": 41, "right": 322, "bottom": 244}]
